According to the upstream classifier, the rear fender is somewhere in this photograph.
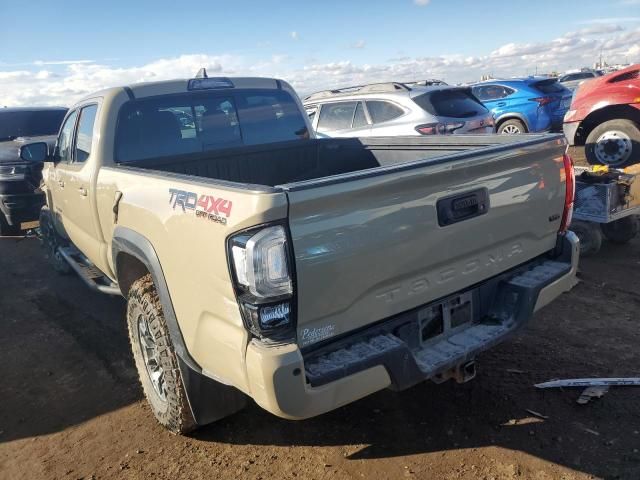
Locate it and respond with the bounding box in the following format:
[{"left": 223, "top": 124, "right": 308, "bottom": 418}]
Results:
[{"left": 111, "top": 226, "right": 247, "bottom": 425}]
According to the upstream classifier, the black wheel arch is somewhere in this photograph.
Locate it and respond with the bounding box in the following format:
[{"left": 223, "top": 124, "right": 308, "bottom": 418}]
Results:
[{"left": 112, "top": 226, "right": 248, "bottom": 425}]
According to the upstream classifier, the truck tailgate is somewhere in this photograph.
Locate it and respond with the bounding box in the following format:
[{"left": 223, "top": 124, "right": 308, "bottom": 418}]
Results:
[{"left": 285, "top": 137, "right": 568, "bottom": 347}]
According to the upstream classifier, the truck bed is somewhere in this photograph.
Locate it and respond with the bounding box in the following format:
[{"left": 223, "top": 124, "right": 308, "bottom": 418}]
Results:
[{"left": 118, "top": 135, "right": 557, "bottom": 188}]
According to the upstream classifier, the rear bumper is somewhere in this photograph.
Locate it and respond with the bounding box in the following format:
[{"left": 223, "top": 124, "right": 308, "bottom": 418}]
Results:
[
  {"left": 0, "top": 191, "right": 45, "bottom": 227},
  {"left": 245, "top": 233, "right": 579, "bottom": 420}
]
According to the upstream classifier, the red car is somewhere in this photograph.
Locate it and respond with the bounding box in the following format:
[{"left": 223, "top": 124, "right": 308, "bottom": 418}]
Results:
[{"left": 563, "top": 64, "right": 640, "bottom": 167}]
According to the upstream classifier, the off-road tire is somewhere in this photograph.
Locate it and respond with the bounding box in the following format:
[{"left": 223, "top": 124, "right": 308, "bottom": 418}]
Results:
[
  {"left": 600, "top": 216, "right": 639, "bottom": 244},
  {"left": 585, "top": 119, "right": 640, "bottom": 168},
  {"left": 127, "top": 274, "right": 196, "bottom": 434},
  {"left": 570, "top": 220, "right": 602, "bottom": 257},
  {"left": 39, "top": 207, "right": 71, "bottom": 274},
  {"left": 498, "top": 119, "right": 526, "bottom": 135},
  {"left": 0, "top": 212, "right": 20, "bottom": 236}
]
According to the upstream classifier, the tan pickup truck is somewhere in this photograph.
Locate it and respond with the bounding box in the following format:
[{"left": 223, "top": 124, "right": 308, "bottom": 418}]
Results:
[{"left": 21, "top": 73, "right": 579, "bottom": 434}]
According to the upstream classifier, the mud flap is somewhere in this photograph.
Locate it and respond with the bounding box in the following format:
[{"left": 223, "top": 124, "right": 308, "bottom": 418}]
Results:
[{"left": 177, "top": 355, "right": 248, "bottom": 426}]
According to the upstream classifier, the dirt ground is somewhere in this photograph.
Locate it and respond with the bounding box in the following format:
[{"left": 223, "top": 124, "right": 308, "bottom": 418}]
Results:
[{"left": 1, "top": 233, "right": 639, "bottom": 480}]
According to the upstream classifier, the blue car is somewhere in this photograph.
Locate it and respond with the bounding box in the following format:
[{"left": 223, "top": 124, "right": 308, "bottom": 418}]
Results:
[{"left": 471, "top": 77, "right": 572, "bottom": 134}]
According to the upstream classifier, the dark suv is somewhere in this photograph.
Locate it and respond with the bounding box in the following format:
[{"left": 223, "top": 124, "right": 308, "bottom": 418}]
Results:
[{"left": 0, "top": 107, "right": 67, "bottom": 234}]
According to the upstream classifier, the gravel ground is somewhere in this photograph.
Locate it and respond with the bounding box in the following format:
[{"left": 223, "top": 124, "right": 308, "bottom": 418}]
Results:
[{"left": 1, "top": 231, "right": 639, "bottom": 480}]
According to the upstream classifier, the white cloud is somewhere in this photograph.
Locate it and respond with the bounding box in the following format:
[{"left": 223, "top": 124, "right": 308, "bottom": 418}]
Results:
[
  {"left": 290, "top": 31, "right": 299, "bottom": 40},
  {"left": 564, "top": 24, "right": 624, "bottom": 38},
  {"left": 1, "top": 26, "right": 639, "bottom": 107},
  {"left": 350, "top": 40, "right": 366, "bottom": 49},
  {"left": 577, "top": 17, "right": 640, "bottom": 24},
  {"left": 33, "top": 60, "right": 95, "bottom": 66},
  {"left": 414, "top": 0, "right": 430, "bottom": 5}
]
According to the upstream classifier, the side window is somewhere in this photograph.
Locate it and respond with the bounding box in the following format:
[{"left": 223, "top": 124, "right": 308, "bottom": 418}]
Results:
[
  {"left": 366, "top": 101, "right": 404, "bottom": 124},
  {"left": 317, "top": 102, "right": 357, "bottom": 131},
  {"left": 74, "top": 105, "right": 98, "bottom": 163},
  {"left": 474, "top": 85, "right": 512, "bottom": 101},
  {"left": 56, "top": 110, "right": 78, "bottom": 163},
  {"left": 352, "top": 102, "right": 368, "bottom": 128}
]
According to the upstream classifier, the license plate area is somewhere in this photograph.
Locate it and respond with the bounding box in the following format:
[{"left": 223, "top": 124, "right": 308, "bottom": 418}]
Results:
[{"left": 418, "top": 291, "right": 474, "bottom": 346}]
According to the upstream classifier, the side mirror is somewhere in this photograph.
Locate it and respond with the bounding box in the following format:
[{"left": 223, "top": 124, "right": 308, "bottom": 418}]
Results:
[{"left": 19, "top": 142, "right": 49, "bottom": 163}]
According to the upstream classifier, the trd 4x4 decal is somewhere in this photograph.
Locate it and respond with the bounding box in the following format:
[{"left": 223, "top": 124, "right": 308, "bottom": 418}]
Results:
[{"left": 169, "top": 188, "right": 232, "bottom": 225}]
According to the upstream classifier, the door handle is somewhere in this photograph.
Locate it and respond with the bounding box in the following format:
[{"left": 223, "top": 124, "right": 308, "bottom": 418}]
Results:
[
  {"left": 497, "top": 102, "right": 506, "bottom": 107},
  {"left": 78, "top": 187, "right": 87, "bottom": 197}
]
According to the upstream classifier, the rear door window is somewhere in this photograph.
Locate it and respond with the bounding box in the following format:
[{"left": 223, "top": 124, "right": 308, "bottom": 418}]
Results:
[
  {"left": 414, "top": 89, "right": 487, "bottom": 118},
  {"left": 365, "top": 101, "right": 404, "bottom": 124},
  {"left": 317, "top": 102, "right": 357, "bottom": 131}
]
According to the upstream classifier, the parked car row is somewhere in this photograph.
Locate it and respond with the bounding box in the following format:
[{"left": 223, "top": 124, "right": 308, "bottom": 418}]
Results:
[
  {"left": 303, "top": 82, "right": 494, "bottom": 138},
  {"left": 303, "top": 76, "right": 573, "bottom": 138}
]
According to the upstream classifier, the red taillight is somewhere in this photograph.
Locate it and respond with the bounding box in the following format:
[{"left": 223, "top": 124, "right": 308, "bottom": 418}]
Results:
[
  {"left": 415, "top": 122, "right": 465, "bottom": 135},
  {"left": 560, "top": 152, "right": 575, "bottom": 233},
  {"left": 529, "top": 96, "right": 554, "bottom": 106}
]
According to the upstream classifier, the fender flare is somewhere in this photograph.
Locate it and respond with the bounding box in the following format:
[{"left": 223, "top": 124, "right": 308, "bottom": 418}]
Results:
[
  {"left": 494, "top": 112, "right": 530, "bottom": 132},
  {"left": 112, "top": 226, "right": 247, "bottom": 425},
  {"left": 111, "top": 226, "right": 198, "bottom": 371}
]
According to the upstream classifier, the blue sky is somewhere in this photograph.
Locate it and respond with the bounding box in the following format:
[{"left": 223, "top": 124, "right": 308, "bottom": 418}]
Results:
[{"left": 1, "top": 0, "right": 639, "bottom": 105}]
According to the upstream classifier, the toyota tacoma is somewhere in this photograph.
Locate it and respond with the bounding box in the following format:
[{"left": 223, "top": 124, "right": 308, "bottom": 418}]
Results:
[{"left": 22, "top": 72, "right": 579, "bottom": 433}]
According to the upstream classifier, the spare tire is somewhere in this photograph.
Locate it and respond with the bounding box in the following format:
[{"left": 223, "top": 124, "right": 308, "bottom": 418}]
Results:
[{"left": 585, "top": 119, "right": 640, "bottom": 167}]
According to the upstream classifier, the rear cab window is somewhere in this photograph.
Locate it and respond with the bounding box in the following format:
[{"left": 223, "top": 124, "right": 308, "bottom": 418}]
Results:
[
  {"left": 115, "top": 89, "right": 309, "bottom": 163},
  {"left": 413, "top": 89, "right": 488, "bottom": 118}
]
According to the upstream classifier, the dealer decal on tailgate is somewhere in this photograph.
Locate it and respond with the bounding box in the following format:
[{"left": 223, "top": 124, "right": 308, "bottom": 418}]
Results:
[{"left": 169, "top": 188, "right": 232, "bottom": 225}]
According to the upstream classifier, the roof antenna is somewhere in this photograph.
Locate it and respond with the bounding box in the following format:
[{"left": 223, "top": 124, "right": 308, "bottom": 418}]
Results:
[{"left": 195, "top": 68, "right": 208, "bottom": 79}]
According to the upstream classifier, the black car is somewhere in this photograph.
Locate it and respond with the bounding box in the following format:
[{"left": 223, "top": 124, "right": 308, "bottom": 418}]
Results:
[{"left": 0, "top": 107, "right": 67, "bottom": 234}]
